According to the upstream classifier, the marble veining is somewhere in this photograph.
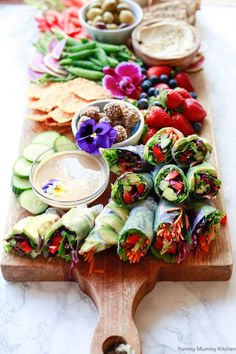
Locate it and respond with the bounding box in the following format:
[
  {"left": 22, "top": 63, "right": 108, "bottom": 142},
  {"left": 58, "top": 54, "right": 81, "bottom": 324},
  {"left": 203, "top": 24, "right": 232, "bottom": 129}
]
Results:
[{"left": 0, "top": 4, "right": 236, "bottom": 354}]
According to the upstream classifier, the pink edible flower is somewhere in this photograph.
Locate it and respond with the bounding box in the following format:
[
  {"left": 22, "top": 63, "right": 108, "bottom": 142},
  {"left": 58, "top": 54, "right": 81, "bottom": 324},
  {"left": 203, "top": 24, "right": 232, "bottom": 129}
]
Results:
[{"left": 102, "top": 62, "right": 143, "bottom": 99}]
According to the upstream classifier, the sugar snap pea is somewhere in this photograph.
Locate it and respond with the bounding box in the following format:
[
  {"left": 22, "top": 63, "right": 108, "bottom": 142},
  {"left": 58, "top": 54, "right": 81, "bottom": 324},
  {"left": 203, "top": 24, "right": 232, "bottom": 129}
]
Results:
[
  {"left": 95, "top": 48, "right": 109, "bottom": 67},
  {"left": 90, "top": 57, "right": 103, "bottom": 67},
  {"left": 71, "top": 60, "right": 102, "bottom": 71},
  {"left": 95, "top": 41, "right": 122, "bottom": 53},
  {"left": 59, "top": 58, "right": 74, "bottom": 66},
  {"left": 65, "top": 41, "right": 96, "bottom": 53},
  {"left": 63, "top": 49, "right": 97, "bottom": 60},
  {"left": 107, "top": 56, "right": 119, "bottom": 68},
  {"left": 66, "top": 67, "right": 104, "bottom": 80}
]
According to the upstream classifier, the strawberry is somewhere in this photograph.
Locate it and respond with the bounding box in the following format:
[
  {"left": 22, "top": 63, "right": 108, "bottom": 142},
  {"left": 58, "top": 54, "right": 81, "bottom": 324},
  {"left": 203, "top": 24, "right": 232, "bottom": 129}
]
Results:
[
  {"left": 183, "top": 98, "right": 206, "bottom": 122},
  {"left": 175, "top": 87, "right": 192, "bottom": 99},
  {"left": 145, "top": 106, "right": 172, "bottom": 129},
  {"left": 171, "top": 112, "right": 194, "bottom": 136},
  {"left": 155, "top": 83, "right": 169, "bottom": 90},
  {"left": 147, "top": 65, "right": 172, "bottom": 78},
  {"left": 142, "top": 127, "right": 158, "bottom": 144},
  {"left": 165, "top": 89, "right": 184, "bottom": 109},
  {"left": 174, "top": 72, "right": 194, "bottom": 92}
]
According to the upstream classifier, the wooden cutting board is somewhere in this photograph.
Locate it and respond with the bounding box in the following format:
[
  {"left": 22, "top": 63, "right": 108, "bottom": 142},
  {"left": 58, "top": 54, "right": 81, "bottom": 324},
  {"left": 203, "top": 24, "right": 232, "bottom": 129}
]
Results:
[{"left": 1, "top": 71, "right": 233, "bottom": 354}]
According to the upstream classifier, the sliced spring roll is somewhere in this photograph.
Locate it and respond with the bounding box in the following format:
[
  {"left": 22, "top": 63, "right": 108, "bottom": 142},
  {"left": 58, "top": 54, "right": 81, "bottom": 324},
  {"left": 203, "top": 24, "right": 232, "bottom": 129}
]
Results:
[
  {"left": 44, "top": 204, "right": 103, "bottom": 261},
  {"left": 4, "top": 214, "right": 59, "bottom": 258},
  {"left": 151, "top": 200, "right": 191, "bottom": 263},
  {"left": 144, "top": 127, "right": 183, "bottom": 166},
  {"left": 172, "top": 134, "right": 212, "bottom": 167},
  {"left": 79, "top": 200, "right": 129, "bottom": 261},
  {"left": 189, "top": 201, "right": 224, "bottom": 252},
  {"left": 111, "top": 172, "right": 153, "bottom": 207},
  {"left": 118, "top": 198, "right": 157, "bottom": 263},
  {"left": 100, "top": 145, "right": 151, "bottom": 175},
  {"left": 187, "top": 162, "right": 221, "bottom": 199},
  {"left": 154, "top": 164, "right": 189, "bottom": 203}
]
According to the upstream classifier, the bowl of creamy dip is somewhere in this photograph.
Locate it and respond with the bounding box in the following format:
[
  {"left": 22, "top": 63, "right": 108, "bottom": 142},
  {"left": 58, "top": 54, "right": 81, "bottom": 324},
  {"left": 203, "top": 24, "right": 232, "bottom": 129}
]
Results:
[
  {"left": 30, "top": 146, "right": 109, "bottom": 209},
  {"left": 132, "top": 20, "right": 200, "bottom": 68}
]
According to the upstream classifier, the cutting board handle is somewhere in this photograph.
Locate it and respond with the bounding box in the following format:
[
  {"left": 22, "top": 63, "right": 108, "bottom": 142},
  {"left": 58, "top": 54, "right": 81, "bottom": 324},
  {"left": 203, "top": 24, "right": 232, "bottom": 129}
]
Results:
[{"left": 73, "top": 265, "right": 160, "bottom": 354}]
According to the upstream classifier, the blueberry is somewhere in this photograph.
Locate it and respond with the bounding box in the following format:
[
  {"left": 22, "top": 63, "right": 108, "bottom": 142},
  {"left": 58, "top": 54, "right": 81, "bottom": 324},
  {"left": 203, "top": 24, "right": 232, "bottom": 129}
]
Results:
[
  {"left": 141, "top": 67, "right": 147, "bottom": 74},
  {"left": 138, "top": 98, "right": 149, "bottom": 109},
  {"left": 154, "top": 88, "right": 160, "bottom": 97},
  {"left": 147, "top": 87, "right": 155, "bottom": 97},
  {"left": 193, "top": 122, "right": 202, "bottom": 132},
  {"left": 190, "top": 91, "right": 198, "bottom": 99},
  {"left": 141, "top": 80, "right": 152, "bottom": 92},
  {"left": 150, "top": 75, "right": 159, "bottom": 85},
  {"left": 168, "top": 79, "right": 178, "bottom": 88},
  {"left": 139, "top": 92, "right": 148, "bottom": 99},
  {"left": 152, "top": 101, "right": 163, "bottom": 107},
  {"left": 160, "top": 74, "right": 169, "bottom": 83}
]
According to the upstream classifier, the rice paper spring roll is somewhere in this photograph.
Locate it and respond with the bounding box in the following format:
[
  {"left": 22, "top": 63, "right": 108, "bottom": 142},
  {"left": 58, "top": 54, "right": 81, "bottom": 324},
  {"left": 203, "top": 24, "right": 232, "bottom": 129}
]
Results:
[
  {"left": 4, "top": 214, "right": 59, "bottom": 258},
  {"left": 118, "top": 197, "right": 157, "bottom": 263},
  {"left": 144, "top": 127, "right": 183, "bottom": 166},
  {"left": 187, "top": 162, "right": 221, "bottom": 199},
  {"left": 79, "top": 200, "right": 129, "bottom": 262},
  {"left": 154, "top": 164, "right": 189, "bottom": 203},
  {"left": 100, "top": 145, "right": 151, "bottom": 175},
  {"left": 44, "top": 204, "right": 103, "bottom": 261},
  {"left": 111, "top": 172, "right": 153, "bottom": 207},
  {"left": 172, "top": 134, "right": 212, "bottom": 167},
  {"left": 151, "top": 200, "right": 191, "bottom": 263},
  {"left": 189, "top": 201, "right": 224, "bottom": 252}
]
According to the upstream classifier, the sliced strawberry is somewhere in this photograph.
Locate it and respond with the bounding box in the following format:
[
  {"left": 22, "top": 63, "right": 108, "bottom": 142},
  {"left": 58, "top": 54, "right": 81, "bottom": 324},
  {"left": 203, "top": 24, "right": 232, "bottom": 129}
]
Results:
[
  {"left": 137, "top": 183, "right": 146, "bottom": 194},
  {"left": 171, "top": 112, "right": 195, "bottom": 136},
  {"left": 126, "top": 234, "right": 140, "bottom": 244},
  {"left": 155, "top": 237, "right": 163, "bottom": 251},
  {"left": 183, "top": 98, "right": 206, "bottom": 122},
  {"left": 146, "top": 106, "right": 172, "bottom": 129},
  {"left": 175, "top": 87, "right": 192, "bottom": 99},
  {"left": 166, "top": 242, "right": 177, "bottom": 254},
  {"left": 123, "top": 191, "right": 132, "bottom": 205},
  {"left": 19, "top": 241, "right": 33, "bottom": 254},
  {"left": 147, "top": 66, "right": 172, "bottom": 78},
  {"left": 165, "top": 170, "right": 179, "bottom": 181},
  {"left": 174, "top": 72, "right": 194, "bottom": 92},
  {"left": 153, "top": 145, "right": 165, "bottom": 163}
]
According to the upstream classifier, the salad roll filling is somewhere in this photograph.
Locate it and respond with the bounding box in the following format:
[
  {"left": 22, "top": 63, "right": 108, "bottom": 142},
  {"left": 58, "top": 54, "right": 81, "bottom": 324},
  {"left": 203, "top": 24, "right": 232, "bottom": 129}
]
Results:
[
  {"left": 111, "top": 172, "right": 153, "bottom": 206},
  {"left": 172, "top": 135, "right": 212, "bottom": 167},
  {"left": 194, "top": 173, "right": 221, "bottom": 198},
  {"left": 154, "top": 165, "right": 189, "bottom": 203},
  {"left": 5, "top": 234, "right": 35, "bottom": 257},
  {"left": 144, "top": 127, "right": 183, "bottom": 166},
  {"left": 120, "top": 233, "right": 150, "bottom": 263},
  {"left": 47, "top": 227, "right": 78, "bottom": 261}
]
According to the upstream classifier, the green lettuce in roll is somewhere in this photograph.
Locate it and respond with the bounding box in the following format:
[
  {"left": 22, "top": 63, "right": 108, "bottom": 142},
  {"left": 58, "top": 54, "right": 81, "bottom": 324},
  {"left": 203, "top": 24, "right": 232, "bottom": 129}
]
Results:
[
  {"left": 172, "top": 134, "right": 212, "bottom": 167},
  {"left": 4, "top": 214, "right": 59, "bottom": 258},
  {"left": 144, "top": 127, "right": 183, "bottom": 166},
  {"left": 151, "top": 200, "right": 191, "bottom": 263},
  {"left": 118, "top": 198, "right": 157, "bottom": 263},
  {"left": 189, "top": 201, "right": 224, "bottom": 253},
  {"left": 79, "top": 200, "right": 129, "bottom": 263},
  {"left": 187, "top": 162, "right": 221, "bottom": 199},
  {"left": 154, "top": 165, "right": 189, "bottom": 203},
  {"left": 111, "top": 172, "right": 153, "bottom": 207},
  {"left": 44, "top": 204, "right": 103, "bottom": 261}
]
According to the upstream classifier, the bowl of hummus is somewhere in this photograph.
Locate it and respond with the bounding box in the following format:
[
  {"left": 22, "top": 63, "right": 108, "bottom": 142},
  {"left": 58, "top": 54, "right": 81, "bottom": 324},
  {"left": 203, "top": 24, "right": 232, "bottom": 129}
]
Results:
[
  {"left": 132, "top": 19, "right": 200, "bottom": 68},
  {"left": 30, "top": 147, "right": 109, "bottom": 209}
]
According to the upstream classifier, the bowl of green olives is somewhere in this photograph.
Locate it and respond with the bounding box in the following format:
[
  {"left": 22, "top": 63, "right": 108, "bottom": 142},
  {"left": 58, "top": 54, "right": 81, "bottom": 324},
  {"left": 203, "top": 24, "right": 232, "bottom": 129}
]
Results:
[{"left": 79, "top": 0, "right": 143, "bottom": 44}]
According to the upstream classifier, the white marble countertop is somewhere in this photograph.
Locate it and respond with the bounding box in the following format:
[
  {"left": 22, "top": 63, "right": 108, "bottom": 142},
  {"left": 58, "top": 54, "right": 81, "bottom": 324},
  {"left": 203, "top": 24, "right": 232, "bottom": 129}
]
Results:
[{"left": 0, "top": 4, "right": 236, "bottom": 354}]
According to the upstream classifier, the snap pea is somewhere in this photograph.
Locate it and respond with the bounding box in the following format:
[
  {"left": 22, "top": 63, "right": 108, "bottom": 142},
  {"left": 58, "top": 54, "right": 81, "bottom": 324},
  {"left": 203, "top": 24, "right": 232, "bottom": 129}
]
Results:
[
  {"left": 80, "top": 38, "right": 89, "bottom": 44},
  {"left": 63, "top": 49, "right": 97, "bottom": 60},
  {"left": 53, "top": 28, "right": 79, "bottom": 46},
  {"left": 95, "top": 48, "right": 109, "bottom": 67},
  {"left": 70, "top": 60, "right": 102, "bottom": 71},
  {"left": 90, "top": 57, "right": 103, "bottom": 67},
  {"left": 95, "top": 41, "right": 122, "bottom": 53},
  {"left": 107, "top": 56, "right": 119, "bottom": 68},
  {"left": 65, "top": 41, "right": 96, "bottom": 53},
  {"left": 60, "top": 58, "right": 74, "bottom": 66},
  {"left": 66, "top": 67, "right": 104, "bottom": 80}
]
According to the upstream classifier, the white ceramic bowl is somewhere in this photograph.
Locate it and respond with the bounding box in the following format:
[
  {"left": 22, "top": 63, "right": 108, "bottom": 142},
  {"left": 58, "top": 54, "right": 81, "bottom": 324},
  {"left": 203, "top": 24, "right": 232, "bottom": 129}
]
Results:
[
  {"left": 79, "top": 0, "right": 143, "bottom": 45},
  {"left": 71, "top": 99, "right": 144, "bottom": 147}
]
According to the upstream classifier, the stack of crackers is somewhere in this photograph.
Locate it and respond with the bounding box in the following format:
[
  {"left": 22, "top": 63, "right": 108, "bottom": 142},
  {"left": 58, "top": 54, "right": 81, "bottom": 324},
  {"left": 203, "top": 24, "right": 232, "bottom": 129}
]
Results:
[
  {"left": 143, "top": 0, "right": 200, "bottom": 25},
  {"left": 27, "top": 77, "right": 111, "bottom": 133}
]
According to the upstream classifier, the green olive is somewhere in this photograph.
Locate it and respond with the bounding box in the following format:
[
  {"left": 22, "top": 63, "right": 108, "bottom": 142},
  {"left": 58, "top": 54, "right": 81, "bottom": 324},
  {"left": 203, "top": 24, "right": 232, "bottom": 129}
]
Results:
[
  {"left": 87, "top": 8, "right": 102, "bottom": 21},
  {"left": 92, "top": 15, "right": 103, "bottom": 26},
  {"left": 116, "top": 2, "right": 130, "bottom": 12},
  {"left": 102, "top": 0, "right": 116, "bottom": 13},
  {"left": 106, "top": 23, "right": 118, "bottom": 30},
  {"left": 119, "top": 10, "right": 134, "bottom": 24},
  {"left": 103, "top": 11, "right": 114, "bottom": 24}
]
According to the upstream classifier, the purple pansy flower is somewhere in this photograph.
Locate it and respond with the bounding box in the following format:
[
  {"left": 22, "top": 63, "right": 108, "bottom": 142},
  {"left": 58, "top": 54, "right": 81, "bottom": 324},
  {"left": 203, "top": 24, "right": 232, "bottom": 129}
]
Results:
[
  {"left": 75, "top": 119, "right": 117, "bottom": 155},
  {"left": 102, "top": 62, "right": 144, "bottom": 99},
  {"left": 42, "top": 179, "right": 65, "bottom": 196}
]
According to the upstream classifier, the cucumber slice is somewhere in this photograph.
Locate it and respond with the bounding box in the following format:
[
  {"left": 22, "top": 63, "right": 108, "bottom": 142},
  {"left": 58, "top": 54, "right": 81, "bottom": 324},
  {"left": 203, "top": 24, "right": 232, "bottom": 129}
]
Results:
[
  {"left": 23, "top": 143, "right": 54, "bottom": 162},
  {"left": 11, "top": 175, "right": 31, "bottom": 195},
  {"left": 54, "top": 136, "right": 77, "bottom": 152},
  {"left": 18, "top": 190, "right": 48, "bottom": 215},
  {"left": 13, "top": 157, "right": 32, "bottom": 178},
  {"left": 32, "top": 131, "right": 60, "bottom": 148}
]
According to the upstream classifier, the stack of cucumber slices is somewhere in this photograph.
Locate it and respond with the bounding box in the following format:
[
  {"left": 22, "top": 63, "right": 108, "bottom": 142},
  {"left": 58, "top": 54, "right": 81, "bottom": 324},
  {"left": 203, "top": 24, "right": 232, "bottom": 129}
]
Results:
[{"left": 12, "top": 131, "right": 77, "bottom": 215}]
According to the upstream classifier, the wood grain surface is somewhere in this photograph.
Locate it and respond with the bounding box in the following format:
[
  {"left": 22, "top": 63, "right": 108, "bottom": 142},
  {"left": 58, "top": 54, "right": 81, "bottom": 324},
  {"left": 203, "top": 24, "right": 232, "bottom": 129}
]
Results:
[{"left": 1, "top": 71, "right": 233, "bottom": 354}]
